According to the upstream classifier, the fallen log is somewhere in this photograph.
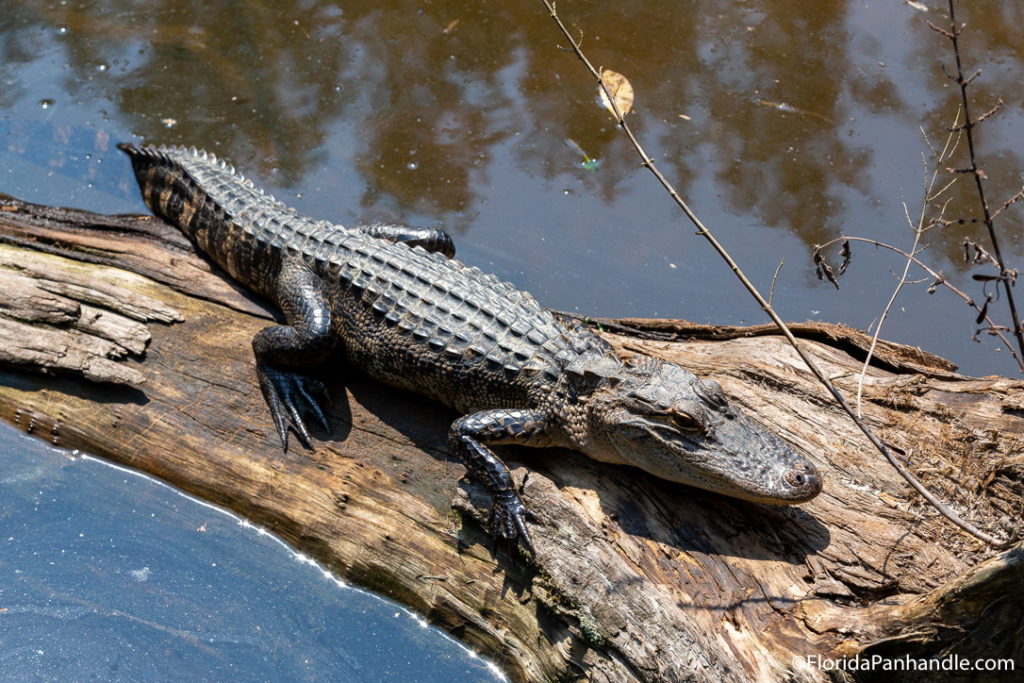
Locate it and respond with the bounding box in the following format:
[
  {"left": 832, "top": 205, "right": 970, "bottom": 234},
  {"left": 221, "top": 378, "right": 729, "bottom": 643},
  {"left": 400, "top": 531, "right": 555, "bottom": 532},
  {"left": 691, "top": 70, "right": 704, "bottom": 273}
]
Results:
[{"left": 0, "top": 194, "right": 1020, "bottom": 681}]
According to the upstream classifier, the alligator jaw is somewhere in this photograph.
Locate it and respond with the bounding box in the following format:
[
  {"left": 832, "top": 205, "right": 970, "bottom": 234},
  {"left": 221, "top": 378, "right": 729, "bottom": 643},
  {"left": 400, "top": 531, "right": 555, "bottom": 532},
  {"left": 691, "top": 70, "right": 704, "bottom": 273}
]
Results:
[{"left": 585, "top": 356, "right": 823, "bottom": 505}]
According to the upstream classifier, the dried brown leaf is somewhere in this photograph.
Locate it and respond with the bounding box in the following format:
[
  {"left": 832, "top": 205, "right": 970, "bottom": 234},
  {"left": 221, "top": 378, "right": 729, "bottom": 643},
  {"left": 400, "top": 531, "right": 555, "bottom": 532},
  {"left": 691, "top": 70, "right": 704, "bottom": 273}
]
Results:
[
  {"left": 813, "top": 251, "right": 839, "bottom": 289},
  {"left": 976, "top": 297, "right": 990, "bottom": 325},
  {"left": 599, "top": 69, "right": 634, "bottom": 119}
]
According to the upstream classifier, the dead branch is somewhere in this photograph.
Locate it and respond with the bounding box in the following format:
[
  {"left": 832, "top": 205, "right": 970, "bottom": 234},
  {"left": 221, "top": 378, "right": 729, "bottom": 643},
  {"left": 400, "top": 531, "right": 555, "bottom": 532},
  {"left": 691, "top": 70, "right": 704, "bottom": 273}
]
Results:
[{"left": 538, "top": 0, "right": 1006, "bottom": 548}]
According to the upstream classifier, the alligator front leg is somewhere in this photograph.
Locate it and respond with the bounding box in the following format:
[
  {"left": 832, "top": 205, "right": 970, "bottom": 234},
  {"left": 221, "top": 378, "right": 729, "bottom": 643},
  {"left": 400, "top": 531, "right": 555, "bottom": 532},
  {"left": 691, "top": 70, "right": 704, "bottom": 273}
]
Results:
[
  {"left": 254, "top": 256, "right": 336, "bottom": 451},
  {"left": 450, "top": 409, "right": 553, "bottom": 553}
]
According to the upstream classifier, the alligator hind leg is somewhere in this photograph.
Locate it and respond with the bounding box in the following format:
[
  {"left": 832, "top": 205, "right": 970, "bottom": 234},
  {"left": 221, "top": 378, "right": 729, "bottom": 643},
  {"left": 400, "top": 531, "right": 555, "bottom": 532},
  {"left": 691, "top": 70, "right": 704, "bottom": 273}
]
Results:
[
  {"left": 449, "top": 409, "right": 553, "bottom": 553},
  {"left": 253, "top": 256, "right": 336, "bottom": 451},
  {"left": 359, "top": 223, "right": 456, "bottom": 258}
]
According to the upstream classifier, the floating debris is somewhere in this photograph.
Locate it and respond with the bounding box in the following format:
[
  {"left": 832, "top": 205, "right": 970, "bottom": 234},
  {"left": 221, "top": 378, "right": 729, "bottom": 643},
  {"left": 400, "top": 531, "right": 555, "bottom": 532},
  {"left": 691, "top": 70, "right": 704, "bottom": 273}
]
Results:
[
  {"left": 757, "top": 99, "right": 833, "bottom": 124},
  {"left": 599, "top": 69, "right": 633, "bottom": 118},
  {"left": 564, "top": 138, "right": 600, "bottom": 173}
]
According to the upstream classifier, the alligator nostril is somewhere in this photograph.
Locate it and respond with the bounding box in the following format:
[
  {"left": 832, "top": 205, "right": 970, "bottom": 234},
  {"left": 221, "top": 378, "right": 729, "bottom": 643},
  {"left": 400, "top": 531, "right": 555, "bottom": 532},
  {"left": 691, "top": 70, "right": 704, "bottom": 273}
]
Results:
[{"left": 785, "top": 464, "right": 822, "bottom": 498}]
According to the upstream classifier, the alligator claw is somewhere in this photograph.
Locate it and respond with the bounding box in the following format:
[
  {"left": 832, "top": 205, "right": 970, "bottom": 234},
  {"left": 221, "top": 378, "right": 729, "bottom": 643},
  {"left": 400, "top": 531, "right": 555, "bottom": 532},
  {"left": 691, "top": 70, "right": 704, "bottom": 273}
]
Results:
[
  {"left": 257, "top": 365, "right": 332, "bottom": 451},
  {"left": 490, "top": 490, "right": 538, "bottom": 554}
]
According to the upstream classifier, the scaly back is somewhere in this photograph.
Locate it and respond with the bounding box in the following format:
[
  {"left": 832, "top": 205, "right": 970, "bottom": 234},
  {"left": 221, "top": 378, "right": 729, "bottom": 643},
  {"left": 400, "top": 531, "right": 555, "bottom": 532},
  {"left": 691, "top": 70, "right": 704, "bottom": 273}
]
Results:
[
  {"left": 119, "top": 143, "right": 337, "bottom": 297},
  {"left": 118, "top": 143, "right": 611, "bottom": 412}
]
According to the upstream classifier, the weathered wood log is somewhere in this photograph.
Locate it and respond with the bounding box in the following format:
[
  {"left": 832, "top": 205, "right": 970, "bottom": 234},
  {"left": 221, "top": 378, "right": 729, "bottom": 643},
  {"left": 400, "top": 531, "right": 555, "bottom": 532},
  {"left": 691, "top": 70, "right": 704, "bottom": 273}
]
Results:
[{"left": 0, "top": 194, "right": 1020, "bottom": 681}]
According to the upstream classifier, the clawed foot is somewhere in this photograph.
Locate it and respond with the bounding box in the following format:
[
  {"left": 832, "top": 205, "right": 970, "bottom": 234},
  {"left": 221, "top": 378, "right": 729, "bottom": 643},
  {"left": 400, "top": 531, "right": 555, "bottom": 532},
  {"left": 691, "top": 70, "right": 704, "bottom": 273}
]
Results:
[
  {"left": 257, "top": 364, "right": 332, "bottom": 451},
  {"left": 489, "top": 489, "right": 539, "bottom": 555}
]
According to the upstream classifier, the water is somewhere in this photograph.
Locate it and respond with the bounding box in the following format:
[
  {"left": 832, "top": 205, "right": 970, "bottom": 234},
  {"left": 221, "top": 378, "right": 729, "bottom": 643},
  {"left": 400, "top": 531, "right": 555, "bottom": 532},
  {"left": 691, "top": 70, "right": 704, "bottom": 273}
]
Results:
[
  {"left": 2, "top": 1, "right": 1022, "bottom": 376},
  {"left": 0, "top": 421, "right": 503, "bottom": 681},
  {"left": 0, "top": 0, "right": 1022, "bottom": 675}
]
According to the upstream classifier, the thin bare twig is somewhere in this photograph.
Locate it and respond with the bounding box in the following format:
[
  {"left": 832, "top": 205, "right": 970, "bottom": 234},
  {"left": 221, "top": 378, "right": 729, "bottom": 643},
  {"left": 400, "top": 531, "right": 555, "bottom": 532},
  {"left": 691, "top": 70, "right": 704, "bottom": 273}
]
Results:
[
  {"left": 941, "top": 0, "right": 1024, "bottom": 360},
  {"left": 853, "top": 118, "right": 962, "bottom": 417},
  {"left": 539, "top": 0, "right": 1005, "bottom": 547},
  {"left": 768, "top": 260, "right": 784, "bottom": 308},
  {"left": 991, "top": 183, "right": 1024, "bottom": 221},
  {"left": 815, "top": 236, "right": 1021, "bottom": 364}
]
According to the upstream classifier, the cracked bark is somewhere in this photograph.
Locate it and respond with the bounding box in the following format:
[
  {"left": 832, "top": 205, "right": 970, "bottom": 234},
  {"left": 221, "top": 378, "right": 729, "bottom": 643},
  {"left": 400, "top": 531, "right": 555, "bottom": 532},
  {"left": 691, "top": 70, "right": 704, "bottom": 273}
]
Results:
[{"left": 0, "top": 194, "right": 1021, "bottom": 682}]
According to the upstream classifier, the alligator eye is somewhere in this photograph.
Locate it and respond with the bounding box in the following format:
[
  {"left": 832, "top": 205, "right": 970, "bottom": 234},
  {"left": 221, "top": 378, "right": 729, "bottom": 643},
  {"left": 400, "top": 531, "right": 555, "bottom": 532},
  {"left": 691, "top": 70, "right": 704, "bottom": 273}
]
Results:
[{"left": 669, "top": 408, "right": 706, "bottom": 433}]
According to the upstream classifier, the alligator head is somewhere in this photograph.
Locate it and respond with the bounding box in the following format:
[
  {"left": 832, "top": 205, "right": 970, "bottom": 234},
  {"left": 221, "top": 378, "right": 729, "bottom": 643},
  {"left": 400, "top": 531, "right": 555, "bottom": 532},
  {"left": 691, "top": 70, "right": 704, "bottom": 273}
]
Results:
[{"left": 581, "top": 355, "right": 822, "bottom": 504}]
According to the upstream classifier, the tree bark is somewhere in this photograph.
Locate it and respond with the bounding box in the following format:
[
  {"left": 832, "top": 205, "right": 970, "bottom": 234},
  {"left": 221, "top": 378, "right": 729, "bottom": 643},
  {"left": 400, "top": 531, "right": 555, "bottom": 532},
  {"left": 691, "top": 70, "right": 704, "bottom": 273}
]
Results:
[{"left": 0, "top": 195, "right": 1020, "bottom": 682}]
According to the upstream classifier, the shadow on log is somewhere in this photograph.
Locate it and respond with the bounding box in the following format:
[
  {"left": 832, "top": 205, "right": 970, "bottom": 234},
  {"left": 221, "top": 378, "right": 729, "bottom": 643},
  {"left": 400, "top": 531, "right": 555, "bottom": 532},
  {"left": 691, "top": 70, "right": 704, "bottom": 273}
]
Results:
[{"left": 0, "top": 194, "right": 1021, "bottom": 681}]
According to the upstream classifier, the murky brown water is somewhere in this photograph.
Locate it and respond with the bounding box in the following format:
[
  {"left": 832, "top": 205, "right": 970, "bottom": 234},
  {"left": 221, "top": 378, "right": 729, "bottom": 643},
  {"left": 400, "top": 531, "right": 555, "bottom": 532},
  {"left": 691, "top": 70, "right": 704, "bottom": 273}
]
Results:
[{"left": 2, "top": 1, "right": 1022, "bottom": 371}]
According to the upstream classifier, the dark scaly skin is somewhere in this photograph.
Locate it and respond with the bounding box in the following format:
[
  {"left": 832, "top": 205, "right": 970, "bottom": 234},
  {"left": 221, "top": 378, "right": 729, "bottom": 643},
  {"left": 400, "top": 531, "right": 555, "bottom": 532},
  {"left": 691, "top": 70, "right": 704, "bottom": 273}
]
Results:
[
  {"left": 119, "top": 143, "right": 823, "bottom": 554},
  {"left": 360, "top": 223, "right": 455, "bottom": 259}
]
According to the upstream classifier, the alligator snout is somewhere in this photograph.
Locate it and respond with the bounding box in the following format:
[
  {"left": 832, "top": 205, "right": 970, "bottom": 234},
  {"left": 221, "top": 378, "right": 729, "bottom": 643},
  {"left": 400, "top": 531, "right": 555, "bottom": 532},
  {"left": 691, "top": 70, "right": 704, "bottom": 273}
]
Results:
[{"left": 783, "top": 461, "right": 823, "bottom": 502}]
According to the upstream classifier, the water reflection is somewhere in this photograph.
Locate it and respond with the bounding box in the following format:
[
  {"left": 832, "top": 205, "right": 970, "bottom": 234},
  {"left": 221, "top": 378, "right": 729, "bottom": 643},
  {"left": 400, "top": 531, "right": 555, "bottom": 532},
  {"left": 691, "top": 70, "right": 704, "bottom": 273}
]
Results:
[
  {"left": 8, "top": 0, "right": 1021, "bottom": 239},
  {"left": 2, "top": 0, "right": 1023, "bottom": 374}
]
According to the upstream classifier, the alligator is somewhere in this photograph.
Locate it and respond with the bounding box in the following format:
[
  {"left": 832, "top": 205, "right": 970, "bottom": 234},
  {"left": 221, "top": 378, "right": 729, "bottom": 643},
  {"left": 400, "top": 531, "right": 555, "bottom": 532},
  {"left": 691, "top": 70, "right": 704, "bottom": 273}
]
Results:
[{"left": 119, "top": 143, "right": 823, "bottom": 552}]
